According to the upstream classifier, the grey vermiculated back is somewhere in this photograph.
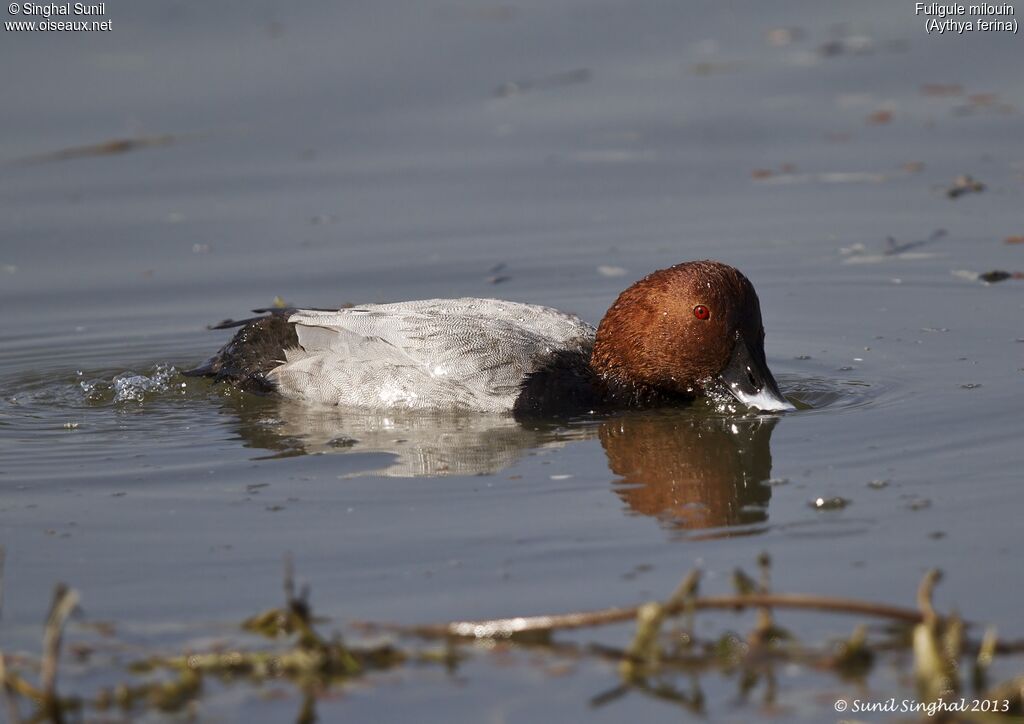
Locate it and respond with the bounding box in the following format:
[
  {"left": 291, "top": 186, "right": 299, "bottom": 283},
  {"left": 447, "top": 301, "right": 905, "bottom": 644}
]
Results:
[{"left": 268, "top": 298, "right": 596, "bottom": 412}]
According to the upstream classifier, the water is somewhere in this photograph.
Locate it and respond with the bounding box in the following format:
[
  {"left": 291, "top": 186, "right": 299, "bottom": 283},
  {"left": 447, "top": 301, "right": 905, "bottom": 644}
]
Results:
[{"left": 1, "top": 0, "right": 1022, "bottom": 720}]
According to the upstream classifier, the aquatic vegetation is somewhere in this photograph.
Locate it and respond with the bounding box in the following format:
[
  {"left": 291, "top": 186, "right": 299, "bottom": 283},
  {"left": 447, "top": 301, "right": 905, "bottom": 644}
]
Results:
[{"left": 2, "top": 556, "right": 1022, "bottom": 722}]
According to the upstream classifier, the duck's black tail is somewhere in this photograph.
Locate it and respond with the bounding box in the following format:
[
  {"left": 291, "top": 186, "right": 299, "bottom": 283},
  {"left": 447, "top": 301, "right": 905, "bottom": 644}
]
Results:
[{"left": 184, "top": 308, "right": 299, "bottom": 394}]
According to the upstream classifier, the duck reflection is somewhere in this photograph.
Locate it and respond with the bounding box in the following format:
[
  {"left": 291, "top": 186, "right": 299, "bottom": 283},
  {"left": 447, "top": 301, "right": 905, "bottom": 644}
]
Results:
[
  {"left": 225, "top": 396, "right": 596, "bottom": 477},
  {"left": 600, "top": 411, "right": 776, "bottom": 531},
  {"left": 223, "top": 396, "right": 776, "bottom": 530}
]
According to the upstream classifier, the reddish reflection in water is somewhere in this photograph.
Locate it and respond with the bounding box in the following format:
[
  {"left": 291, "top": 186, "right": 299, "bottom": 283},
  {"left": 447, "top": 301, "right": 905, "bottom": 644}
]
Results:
[{"left": 601, "top": 412, "right": 775, "bottom": 531}]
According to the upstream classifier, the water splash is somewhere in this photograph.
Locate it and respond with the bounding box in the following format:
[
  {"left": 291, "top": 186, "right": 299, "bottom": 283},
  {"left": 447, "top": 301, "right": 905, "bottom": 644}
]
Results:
[{"left": 80, "top": 364, "right": 183, "bottom": 404}]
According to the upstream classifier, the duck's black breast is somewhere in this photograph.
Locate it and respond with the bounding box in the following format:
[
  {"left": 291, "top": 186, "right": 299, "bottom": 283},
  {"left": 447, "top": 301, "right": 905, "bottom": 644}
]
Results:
[
  {"left": 512, "top": 347, "right": 604, "bottom": 418},
  {"left": 511, "top": 347, "right": 697, "bottom": 418}
]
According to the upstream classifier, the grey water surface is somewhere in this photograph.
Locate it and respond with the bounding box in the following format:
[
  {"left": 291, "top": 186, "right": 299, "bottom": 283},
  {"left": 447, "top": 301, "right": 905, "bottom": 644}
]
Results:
[{"left": 1, "top": 0, "right": 1022, "bottom": 720}]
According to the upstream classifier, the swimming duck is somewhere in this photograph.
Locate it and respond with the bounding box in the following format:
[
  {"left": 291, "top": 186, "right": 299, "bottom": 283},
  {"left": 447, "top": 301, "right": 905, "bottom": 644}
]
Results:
[{"left": 186, "top": 260, "right": 793, "bottom": 414}]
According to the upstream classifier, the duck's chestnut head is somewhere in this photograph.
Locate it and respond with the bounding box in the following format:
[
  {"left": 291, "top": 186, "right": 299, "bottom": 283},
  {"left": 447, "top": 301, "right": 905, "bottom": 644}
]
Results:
[{"left": 591, "top": 260, "right": 792, "bottom": 411}]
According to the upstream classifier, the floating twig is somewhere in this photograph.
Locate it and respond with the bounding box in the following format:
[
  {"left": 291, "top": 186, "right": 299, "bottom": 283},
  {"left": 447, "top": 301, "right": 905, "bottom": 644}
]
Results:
[
  {"left": 7, "top": 134, "right": 192, "bottom": 166},
  {"left": 380, "top": 590, "right": 925, "bottom": 641}
]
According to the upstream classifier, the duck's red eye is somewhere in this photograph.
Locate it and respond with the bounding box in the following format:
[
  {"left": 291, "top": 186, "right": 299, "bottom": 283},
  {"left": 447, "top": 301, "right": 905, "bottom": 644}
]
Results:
[{"left": 693, "top": 305, "right": 710, "bottom": 320}]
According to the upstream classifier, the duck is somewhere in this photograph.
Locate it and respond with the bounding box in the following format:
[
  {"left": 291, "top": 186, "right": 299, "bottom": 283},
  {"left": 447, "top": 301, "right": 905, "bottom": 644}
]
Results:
[{"left": 185, "top": 260, "right": 794, "bottom": 415}]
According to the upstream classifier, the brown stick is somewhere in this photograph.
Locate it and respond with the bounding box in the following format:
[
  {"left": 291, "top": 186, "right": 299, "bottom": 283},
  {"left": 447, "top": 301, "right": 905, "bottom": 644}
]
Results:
[
  {"left": 917, "top": 568, "right": 942, "bottom": 623},
  {"left": 0, "top": 649, "right": 24, "bottom": 724},
  {"left": 376, "top": 592, "right": 925, "bottom": 640},
  {"left": 40, "top": 584, "right": 78, "bottom": 718}
]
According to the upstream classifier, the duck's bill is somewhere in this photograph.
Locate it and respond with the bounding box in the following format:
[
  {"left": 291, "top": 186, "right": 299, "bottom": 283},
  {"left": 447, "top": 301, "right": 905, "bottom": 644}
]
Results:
[{"left": 718, "top": 335, "right": 795, "bottom": 412}]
